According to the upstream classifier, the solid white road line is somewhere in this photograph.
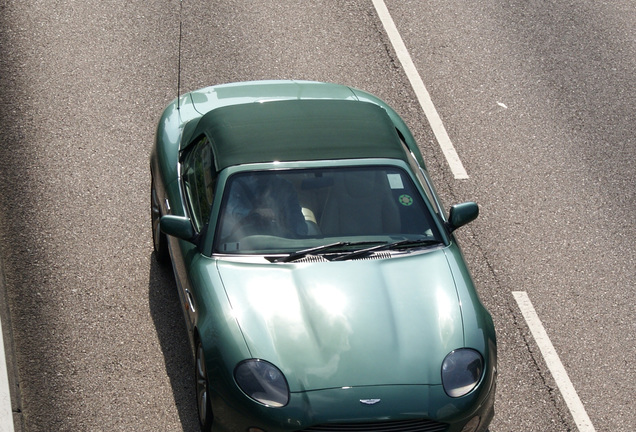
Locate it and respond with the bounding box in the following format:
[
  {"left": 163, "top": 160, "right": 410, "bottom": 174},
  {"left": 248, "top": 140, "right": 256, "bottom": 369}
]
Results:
[
  {"left": 0, "top": 316, "right": 14, "bottom": 432},
  {"left": 512, "top": 291, "right": 596, "bottom": 432},
  {"left": 371, "top": 0, "right": 469, "bottom": 180}
]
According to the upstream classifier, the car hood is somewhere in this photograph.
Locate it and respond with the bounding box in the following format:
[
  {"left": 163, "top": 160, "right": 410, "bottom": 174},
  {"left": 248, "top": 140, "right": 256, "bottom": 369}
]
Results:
[{"left": 216, "top": 249, "right": 464, "bottom": 392}]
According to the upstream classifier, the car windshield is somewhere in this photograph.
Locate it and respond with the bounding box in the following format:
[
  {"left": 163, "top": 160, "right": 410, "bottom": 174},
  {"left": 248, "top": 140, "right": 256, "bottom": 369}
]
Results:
[{"left": 214, "top": 165, "right": 443, "bottom": 255}]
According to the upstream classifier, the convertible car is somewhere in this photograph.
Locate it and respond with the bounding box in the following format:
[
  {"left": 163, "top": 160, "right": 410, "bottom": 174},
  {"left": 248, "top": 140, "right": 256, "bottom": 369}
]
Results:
[{"left": 150, "top": 80, "right": 496, "bottom": 432}]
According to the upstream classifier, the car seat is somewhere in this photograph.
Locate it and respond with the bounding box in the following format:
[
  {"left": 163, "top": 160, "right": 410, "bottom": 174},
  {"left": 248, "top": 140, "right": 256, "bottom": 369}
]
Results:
[{"left": 320, "top": 170, "right": 400, "bottom": 236}]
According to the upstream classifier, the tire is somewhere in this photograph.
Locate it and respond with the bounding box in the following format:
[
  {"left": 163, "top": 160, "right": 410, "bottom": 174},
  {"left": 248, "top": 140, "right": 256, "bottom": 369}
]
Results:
[
  {"left": 151, "top": 175, "right": 170, "bottom": 264},
  {"left": 195, "top": 340, "right": 214, "bottom": 432}
]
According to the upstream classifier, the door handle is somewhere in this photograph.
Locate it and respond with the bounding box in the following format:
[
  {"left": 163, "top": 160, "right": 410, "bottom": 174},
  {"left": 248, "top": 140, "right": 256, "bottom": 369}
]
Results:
[{"left": 184, "top": 289, "right": 196, "bottom": 313}]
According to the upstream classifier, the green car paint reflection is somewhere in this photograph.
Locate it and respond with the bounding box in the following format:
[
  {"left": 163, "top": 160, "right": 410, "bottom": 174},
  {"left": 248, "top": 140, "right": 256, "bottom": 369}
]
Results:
[{"left": 150, "top": 80, "right": 496, "bottom": 432}]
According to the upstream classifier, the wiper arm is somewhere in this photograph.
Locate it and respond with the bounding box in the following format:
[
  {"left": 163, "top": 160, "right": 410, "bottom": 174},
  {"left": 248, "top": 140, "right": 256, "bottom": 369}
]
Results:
[
  {"left": 274, "top": 241, "right": 382, "bottom": 263},
  {"left": 332, "top": 238, "right": 442, "bottom": 262}
]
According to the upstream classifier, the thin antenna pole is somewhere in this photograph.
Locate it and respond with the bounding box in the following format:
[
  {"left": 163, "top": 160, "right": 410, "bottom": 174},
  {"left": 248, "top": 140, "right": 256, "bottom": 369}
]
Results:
[{"left": 177, "top": 0, "right": 183, "bottom": 109}]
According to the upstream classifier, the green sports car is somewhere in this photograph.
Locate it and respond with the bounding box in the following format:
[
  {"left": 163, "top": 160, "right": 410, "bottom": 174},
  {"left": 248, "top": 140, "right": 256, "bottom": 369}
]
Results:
[{"left": 150, "top": 80, "right": 496, "bottom": 432}]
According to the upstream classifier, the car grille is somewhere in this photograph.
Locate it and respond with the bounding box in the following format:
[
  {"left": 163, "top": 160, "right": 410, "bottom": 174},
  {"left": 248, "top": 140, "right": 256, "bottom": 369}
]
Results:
[
  {"left": 295, "top": 255, "right": 330, "bottom": 263},
  {"left": 294, "top": 252, "right": 393, "bottom": 263},
  {"left": 298, "top": 419, "right": 448, "bottom": 432}
]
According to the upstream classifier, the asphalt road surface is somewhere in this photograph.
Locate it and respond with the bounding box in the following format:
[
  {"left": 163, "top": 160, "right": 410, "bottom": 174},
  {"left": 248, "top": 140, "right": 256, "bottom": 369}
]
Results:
[{"left": 0, "top": 1, "right": 634, "bottom": 431}]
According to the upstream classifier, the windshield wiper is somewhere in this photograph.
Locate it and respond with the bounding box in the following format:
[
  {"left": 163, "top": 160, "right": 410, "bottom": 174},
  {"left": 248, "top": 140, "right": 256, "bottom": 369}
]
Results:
[
  {"left": 273, "top": 241, "right": 383, "bottom": 263},
  {"left": 331, "top": 238, "right": 443, "bottom": 261}
]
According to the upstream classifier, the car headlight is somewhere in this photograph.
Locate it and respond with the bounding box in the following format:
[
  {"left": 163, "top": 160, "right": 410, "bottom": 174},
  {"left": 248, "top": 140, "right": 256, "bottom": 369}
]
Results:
[
  {"left": 441, "top": 349, "right": 484, "bottom": 397},
  {"left": 234, "top": 359, "right": 289, "bottom": 407}
]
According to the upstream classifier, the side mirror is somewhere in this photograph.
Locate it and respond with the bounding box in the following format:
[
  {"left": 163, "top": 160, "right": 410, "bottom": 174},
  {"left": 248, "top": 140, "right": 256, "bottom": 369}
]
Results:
[
  {"left": 447, "top": 202, "right": 479, "bottom": 232},
  {"left": 160, "top": 215, "right": 196, "bottom": 242}
]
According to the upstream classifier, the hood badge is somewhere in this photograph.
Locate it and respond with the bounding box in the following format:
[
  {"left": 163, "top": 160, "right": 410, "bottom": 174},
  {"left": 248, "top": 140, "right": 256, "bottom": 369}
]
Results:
[{"left": 360, "top": 399, "right": 381, "bottom": 405}]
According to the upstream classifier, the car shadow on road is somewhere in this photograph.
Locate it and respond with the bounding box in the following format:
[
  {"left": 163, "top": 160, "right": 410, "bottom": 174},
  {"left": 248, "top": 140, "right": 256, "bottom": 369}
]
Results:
[{"left": 148, "top": 254, "right": 200, "bottom": 432}]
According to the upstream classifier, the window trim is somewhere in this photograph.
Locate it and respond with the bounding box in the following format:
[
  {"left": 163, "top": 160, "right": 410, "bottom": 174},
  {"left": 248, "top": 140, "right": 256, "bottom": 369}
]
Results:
[{"left": 180, "top": 135, "right": 217, "bottom": 233}]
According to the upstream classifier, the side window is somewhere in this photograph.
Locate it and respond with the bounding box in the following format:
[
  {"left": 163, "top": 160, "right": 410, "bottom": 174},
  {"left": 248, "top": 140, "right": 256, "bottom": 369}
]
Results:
[
  {"left": 401, "top": 142, "right": 444, "bottom": 218},
  {"left": 182, "top": 136, "right": 216, "bottom": 231}
]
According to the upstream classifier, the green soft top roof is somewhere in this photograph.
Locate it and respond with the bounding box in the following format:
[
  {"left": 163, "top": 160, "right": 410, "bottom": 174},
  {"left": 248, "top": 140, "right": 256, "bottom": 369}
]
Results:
[{"left": 183, "top": 99, "right": 407, "bottom": 170}]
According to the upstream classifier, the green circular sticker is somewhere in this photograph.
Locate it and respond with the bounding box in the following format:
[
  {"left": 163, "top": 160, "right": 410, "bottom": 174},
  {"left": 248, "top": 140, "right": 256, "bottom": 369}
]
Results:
[{"left": 399, "top": 194, "right": 413, "bottom": 206}]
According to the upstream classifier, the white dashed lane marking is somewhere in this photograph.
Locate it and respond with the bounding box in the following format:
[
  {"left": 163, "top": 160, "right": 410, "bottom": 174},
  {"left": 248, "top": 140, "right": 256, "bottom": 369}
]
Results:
[
  {"left": 513, "top": 291, "right": 596, "bottom": 432},
  {"left": 371, "top": 0, "right": 469, "bottom": 180},
  {"left": 0, "top": 314, "right": 15, "bottom": 432}
]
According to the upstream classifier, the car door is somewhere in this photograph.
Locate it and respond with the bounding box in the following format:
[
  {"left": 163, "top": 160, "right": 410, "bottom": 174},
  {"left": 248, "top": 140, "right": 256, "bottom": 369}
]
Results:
[{"left": 172, "top": 135, "right": 217, "bottom": 332}]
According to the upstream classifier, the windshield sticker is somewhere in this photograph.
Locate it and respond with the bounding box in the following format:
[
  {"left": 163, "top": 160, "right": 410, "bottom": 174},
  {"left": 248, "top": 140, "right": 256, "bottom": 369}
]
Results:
[
  {"left": 387, "top": 173, "right": 404, "bottom": 189},
  {"left": 399, "top": 194, "right": 413, "bottom": 206}
]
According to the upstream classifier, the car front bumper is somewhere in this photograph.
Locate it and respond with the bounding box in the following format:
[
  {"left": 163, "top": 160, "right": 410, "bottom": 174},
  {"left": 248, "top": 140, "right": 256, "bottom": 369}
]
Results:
[{"left": 209, "top": 373, "right": 496, "bottom": 432}]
